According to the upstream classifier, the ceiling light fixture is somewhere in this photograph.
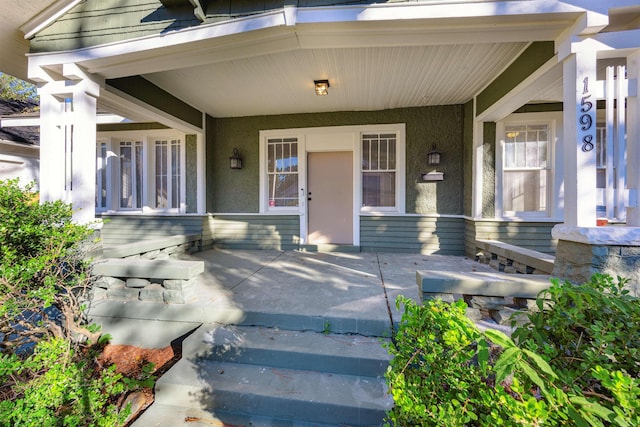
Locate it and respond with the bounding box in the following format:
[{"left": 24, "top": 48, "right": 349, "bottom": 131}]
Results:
[{"left": 314, "top": 79, "right": 330, "bottom": 96}]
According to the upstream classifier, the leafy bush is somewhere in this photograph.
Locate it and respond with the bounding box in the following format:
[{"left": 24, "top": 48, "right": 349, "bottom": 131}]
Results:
[
  {"left": 0, "top": 338, "right": 130, "bottom": 427},
  {"left": 0, "top": 179, "right": 154, "bottom": 426},
  {"left": 0, "top": 179, "right": 96, "bottom": 351},
  {"left": 385, "top": 274, "right": 640, "bottom": 426}
]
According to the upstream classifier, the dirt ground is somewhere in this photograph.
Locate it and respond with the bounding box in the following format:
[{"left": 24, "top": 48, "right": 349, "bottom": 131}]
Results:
[{"left": 99, "top": 343, "right": 178, "bottom": 425}]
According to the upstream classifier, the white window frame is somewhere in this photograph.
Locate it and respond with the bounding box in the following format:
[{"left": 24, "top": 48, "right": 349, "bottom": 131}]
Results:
[
  {"left": 496, "top": 113, "right": 559, "bottom": 219},
  {"left": 95, "top": 129, "right": 187, "bottom": 214},
  {"left": 95, "top": 139, "right": 114, "bottom": 212},
  {"left": 360, "top": 131, "right": 404, "bottom": 213},
  {"left": 259, "top": 124, "right": 405, "bottom": 245},
  {"left": 150, "top": 136, "right": 185, "bottom": 213}
]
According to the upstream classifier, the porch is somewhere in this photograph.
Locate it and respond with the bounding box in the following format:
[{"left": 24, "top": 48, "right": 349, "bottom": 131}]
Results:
[{"left": 88, "top": 248, "right": 509, "bottom": 426}]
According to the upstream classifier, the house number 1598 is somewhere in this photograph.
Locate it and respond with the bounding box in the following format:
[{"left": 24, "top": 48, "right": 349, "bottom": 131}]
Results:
[{"left": 580, "top": 76, "right": 594, "bottom": 152}]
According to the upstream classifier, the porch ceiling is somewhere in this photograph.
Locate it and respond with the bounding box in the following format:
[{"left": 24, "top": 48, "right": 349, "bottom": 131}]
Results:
[
  {"left": 29, "top": 5, "right": 585, "bottom": 120},
  {"left": 143, "top": 43, "right": 534, "bottom": 118},
  {"left": 102, "top": 10, "right": 575, "bottom": 119}
]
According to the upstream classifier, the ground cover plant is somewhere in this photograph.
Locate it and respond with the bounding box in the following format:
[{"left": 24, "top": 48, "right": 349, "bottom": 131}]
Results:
[
  {"left": 0, "top": 179, "right": 154, "bottom": 426},
  {"left": 385, "top": 274, "right": 640, "bottom": 426}
]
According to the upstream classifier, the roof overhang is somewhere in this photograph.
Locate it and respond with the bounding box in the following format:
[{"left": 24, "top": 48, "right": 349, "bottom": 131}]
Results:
[{"left": 23, "top": 1, "right": 639, "bottom": 119}]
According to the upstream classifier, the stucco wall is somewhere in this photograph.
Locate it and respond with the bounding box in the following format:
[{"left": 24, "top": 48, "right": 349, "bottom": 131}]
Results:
[
  {"left": 482, "top": 122, "right": 496, "bottom": 218},
  {"left": 186, "top": 134, "right": 198, "bottom": 213},
  {"left": 207, "top": 105, "right": 465, "bottom": 215}
]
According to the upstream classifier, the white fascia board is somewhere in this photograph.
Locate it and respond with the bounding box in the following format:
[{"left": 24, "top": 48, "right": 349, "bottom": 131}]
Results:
[
  {"left": 26, "top": 9, "right": 290, "bottom": 70},
  {"left": 555, "top": 10, "right": 612, "bottom": 61},
  {"left": 21, "top": 0, "right": 82, "bottom": 40},
  {"left": 295, "top": 0, "right": 589, "bottom": 23},
  {"left": 26, "top": 1, "right": 590, "bottom": 71},
  {"left": 1, "top": 116, "right": 41, "bottom": 127}
]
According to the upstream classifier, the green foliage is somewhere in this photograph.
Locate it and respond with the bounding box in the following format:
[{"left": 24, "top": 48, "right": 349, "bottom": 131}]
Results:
[
  {"left": 513, "top": 274, "right": 640, "bottom": 391},
  {"left": 0, "top": 179, "right": 96, "bottom": 351},
  {"left": 0, "top": 338, "right": 130, "bottom": 427},
  {"left": 0, "top": 180, "right": 155, "bottom": 425},
  {"left": 0, "top": 72, "right": 38, "bottom": 103},
  {"left": 385, "top": 274, "right": 640, "bottom": 426}
]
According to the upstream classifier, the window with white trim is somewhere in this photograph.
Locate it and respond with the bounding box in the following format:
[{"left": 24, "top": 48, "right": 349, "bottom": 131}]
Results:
[
  {"left": 96, "top": 142, "right": 108, "bottom": 210},
  {"left": 502, "top": 123, "right": 550, "bottom": 216},
  {"left": 95, "top": 132, "right": 185, "bottom": 213},
  {"left": 119, "top": 140, "right": 143, "bottom": 209},
  {"left": 154, "top": 139, "right": 181, "bottom": 209},
  {"left": 361, "top": 133, "right": 396, "bottom": 208},
  {"left": 267, "top": 138, "right": 299, "bottom": 208}
]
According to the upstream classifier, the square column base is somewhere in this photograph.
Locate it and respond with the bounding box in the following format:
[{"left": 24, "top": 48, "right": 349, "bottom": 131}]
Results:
[{"left": 552, "top": 225, "right": 640, "bottom": 294}]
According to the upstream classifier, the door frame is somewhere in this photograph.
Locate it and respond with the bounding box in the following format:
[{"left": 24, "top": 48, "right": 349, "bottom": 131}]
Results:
[{"left": 259, "top": 123, "right": 406, "bottom": 246}]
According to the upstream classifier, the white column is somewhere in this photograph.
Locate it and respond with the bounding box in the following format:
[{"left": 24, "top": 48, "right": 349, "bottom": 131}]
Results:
[
  {"left": 627, "top": 49, "right": 640, "bottom": 226},
  {"left": 71, "top": 88, "right": 99, "bottom": 224},
  {"left": 38, "top": 91, "right": 66, "bottom": 203},
  {"left": 562, "top": 48, "right": 598, "bottom": 227}
]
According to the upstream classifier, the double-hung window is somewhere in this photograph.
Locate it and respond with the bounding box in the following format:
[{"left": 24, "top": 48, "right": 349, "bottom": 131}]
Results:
[
  {"left": 361, "top": 133, "right": 397, "bottom": 208},
  {"left": 502, "top": 123, "right": 550, "bottom": 216},
  {"left": 267, "top": 138, "right": 299, "bottom": 208}
]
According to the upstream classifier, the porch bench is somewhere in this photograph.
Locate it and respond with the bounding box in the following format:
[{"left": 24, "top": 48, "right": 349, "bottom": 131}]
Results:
[
  {"left": 91, "top": 258, "right": 205, "bottom": 304},
  {"left": 416, "top": 270, "right": 553, "bottom": 327},
  {"left": 102, "top": 234, "right": 202, "bottom": 259},
  {"left": 475, "top": 239, "right": 555, "bottom": 275}
]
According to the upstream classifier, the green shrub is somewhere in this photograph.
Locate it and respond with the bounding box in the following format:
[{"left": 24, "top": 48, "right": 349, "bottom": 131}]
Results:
[
  {"left": 385, "top": 274, "right": 640, "bottom": 426},
  {"left": 0, "top": 179, "right": 96, "bottom": 352},
  {"left": 0, "top": 179, "right": 155, "bottom": 426},
  {"left": 0, "top": 338, "right": 130, "bottom": 427}
]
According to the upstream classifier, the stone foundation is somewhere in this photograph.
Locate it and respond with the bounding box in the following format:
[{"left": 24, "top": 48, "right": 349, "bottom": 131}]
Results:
[
  {"left": 92, "top": 276, "right": 197, "bottom": 304},
  {"left": 552, "top": 225, "right": 640, "bottom": 294}
]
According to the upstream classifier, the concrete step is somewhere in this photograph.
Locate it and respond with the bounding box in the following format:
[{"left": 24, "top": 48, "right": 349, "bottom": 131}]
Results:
[
  {"left": 417, "top": 270, "right": 551, "bottom": 301},
  {"left": 154, "top": 360, "right": 391, "bottom": 426},
  {"left": 132, "top": 403, "right": 343, "bottom": 427},
  {"left": 183, "top": 325, "right": 391, "bottom": 377},
  {"left": 142, "top": 324, "right": 393, "bottom": 427},
  {"left": 237, "top": 310, "right": 393, "bottom": 337}
]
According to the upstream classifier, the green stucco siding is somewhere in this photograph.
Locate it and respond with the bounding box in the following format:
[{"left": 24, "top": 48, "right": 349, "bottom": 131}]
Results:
[
  {"left": 208, "top": 106, "right": 464, "bottom": 215},
  {"left": 481, "top": 122, "right": 496, "bottom": 218},
  {"left": 360, "top": 216, "right": 465, "bottom": 255},
  {"left": 462, "top": 100, "right": 473, "bottom": 217},
  {"left": 186, "top": 134, "right": 198, "bottom": 213}
]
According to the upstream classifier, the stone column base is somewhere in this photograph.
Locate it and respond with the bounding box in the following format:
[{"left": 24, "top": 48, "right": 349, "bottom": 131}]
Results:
[{"left": 552, "top": 225, "right": 640, "bottom": 294}]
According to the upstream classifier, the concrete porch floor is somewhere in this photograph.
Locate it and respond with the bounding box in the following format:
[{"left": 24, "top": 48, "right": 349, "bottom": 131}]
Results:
[
  {"left": 88, "top": 248, "right": 494, "bottom": 348},
  {"left": 87, "top": 249, "right": 497, "bottom": 425}
]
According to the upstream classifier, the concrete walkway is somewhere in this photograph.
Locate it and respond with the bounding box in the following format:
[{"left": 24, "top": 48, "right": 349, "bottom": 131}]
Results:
[
  {"left": 90, "top": 249, "right": 491, "bottom": 347},
  {"left": 88, "top": 249, "right": 493, "bottom": 425}
]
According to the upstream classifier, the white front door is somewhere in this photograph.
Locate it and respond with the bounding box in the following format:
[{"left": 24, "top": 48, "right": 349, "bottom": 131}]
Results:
[{"left": 307, "top": 151, "right": 353, "bottom": 245}]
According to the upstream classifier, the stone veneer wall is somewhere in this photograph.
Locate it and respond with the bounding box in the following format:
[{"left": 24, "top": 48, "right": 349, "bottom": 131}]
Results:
[
  {"left": 553, "top": 239, "right": 640, "bottom": 294},
  {"left": 551, "top": 225, "right": 640, "bottom": 296},
  {"left": 92, "top": 276, "right": 196, "bottom": 304}
]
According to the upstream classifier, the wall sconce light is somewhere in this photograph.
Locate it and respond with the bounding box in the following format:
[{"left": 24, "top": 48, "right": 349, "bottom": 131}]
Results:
[
  {"left": 427, "top": 144, "right": 441, "bottom": 166},
  {"left": 314, "top": 79, "right": 330, "bottom": 96},
  {"left": 229, "top": 148, "right": 242, "bottom": 169}
]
